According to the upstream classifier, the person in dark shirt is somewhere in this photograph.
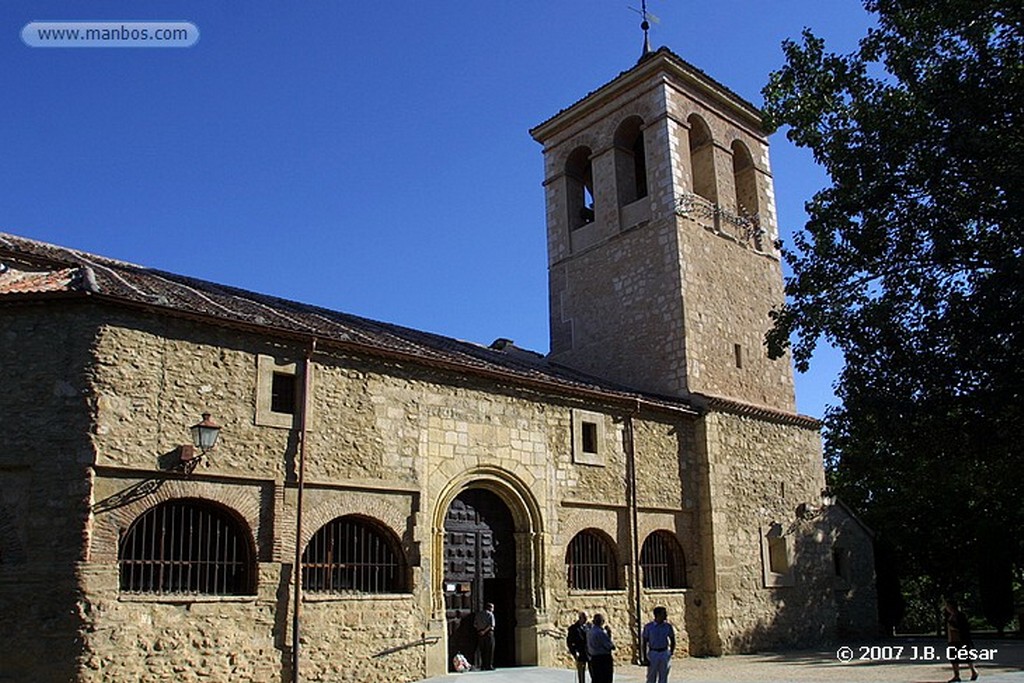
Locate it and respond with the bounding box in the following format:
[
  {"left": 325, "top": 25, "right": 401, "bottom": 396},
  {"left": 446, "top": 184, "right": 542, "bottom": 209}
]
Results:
[
  {"left": 474, "top": 602, "right": 496, "bottom": 670},
  {"left": 944, "top": 597, "right": 979, "bottom": 682},
  {"left": 566, "top": 611, "right": 591, "bottom": 683}
]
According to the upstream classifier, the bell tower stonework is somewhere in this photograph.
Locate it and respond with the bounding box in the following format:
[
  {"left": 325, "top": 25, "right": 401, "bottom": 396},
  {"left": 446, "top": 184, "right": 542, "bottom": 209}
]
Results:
[
  {"left": 531, "top": 47, "right": 795, "bottom": 411},
  {"left": 533, "top": 49, "right": 878, "bottom": 652}
]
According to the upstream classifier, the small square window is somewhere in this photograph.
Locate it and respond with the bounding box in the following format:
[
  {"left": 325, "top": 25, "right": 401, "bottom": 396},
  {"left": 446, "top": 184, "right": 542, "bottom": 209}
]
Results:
[
  {"left": 581, "top": 422, "right": 598, "bottom": 454},
  {"left": 271, "top": 372, "right": 297, "bottom": 415},
  {"left": 833, "top": 548, "right": 847, "bottom": 577},
  {"left": 833, "top": 546, "right": 851, "bottom": 589},
  {"left": 256, "top": 354, "right": 305, "bottom": 429},
  {"left": 768, "top": 535, "right": 789, "bottom": 574},
  {"left": 761, "top": 522, "right": 795, "bottom": 588},
  {"left": 571, "top": 409, "right": 605, "bottom": 466}
]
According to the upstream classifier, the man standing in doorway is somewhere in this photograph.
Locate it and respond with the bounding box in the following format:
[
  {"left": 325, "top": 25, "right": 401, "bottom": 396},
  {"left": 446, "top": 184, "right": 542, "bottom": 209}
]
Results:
[
  {"left": 566, "top": 611, "right": 590, "bottom": 683},
  {"left": 642, "top": 606, "right": 676, "bottom": 683},
  {"left": 475, "top": 602, "right": 496, "bottom": 670}
]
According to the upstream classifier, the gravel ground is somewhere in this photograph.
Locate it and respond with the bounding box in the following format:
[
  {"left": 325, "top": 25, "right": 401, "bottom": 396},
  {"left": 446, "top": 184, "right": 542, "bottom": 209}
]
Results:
[{"left": 417, "top": 638, "right": 1024, "bottom": 683}]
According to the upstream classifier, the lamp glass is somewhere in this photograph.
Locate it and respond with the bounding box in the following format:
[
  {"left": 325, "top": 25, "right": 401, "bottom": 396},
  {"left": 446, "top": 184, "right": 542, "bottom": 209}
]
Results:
[{"left": 190, "top": 413, "right": 221, "bottom": 451}]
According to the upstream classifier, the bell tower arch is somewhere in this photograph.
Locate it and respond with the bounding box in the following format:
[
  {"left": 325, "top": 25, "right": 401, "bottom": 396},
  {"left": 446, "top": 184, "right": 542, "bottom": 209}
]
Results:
[{"left": 531, "top": 48, "right": 796, "bottom": 411}]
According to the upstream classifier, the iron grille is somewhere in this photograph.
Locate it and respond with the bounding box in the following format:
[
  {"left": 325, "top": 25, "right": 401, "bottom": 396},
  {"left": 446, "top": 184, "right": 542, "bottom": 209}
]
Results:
[
  {"left": 640, "top": 531, "right": 686, "bottom": 589},
  {"left": 302, "top": 516, "right": 402, "bottom": 593},
  {"left": 119, "top": 499, "right": 254, "bottom": 595},
  {"left": 566, "top": 530, "right": 615, "bottom": 590}
]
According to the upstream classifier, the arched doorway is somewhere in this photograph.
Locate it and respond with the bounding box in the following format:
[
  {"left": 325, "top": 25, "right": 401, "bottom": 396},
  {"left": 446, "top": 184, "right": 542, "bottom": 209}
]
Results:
[{"left": 444, "top": 488, "right": 517, "bottom": 670}]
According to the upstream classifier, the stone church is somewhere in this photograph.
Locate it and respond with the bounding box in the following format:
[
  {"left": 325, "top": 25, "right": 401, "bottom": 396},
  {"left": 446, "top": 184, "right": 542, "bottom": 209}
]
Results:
[{"left": 0, "top": 47, "right": 876, "bottom": 682}]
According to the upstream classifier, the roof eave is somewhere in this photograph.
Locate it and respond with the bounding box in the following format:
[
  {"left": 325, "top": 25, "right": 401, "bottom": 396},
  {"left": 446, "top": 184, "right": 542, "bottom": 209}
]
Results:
[
  {"left": 10, "top": 288, "right": 700, "bottom": 419},
  {"left": 530, "top": 47, "right": 764, "bottom": 144}
]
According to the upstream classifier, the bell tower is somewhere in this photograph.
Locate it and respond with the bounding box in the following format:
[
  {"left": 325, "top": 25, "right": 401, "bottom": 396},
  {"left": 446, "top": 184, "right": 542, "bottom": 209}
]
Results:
[{"left": 531, "top": 48, "right": 796, "bottom": 411}]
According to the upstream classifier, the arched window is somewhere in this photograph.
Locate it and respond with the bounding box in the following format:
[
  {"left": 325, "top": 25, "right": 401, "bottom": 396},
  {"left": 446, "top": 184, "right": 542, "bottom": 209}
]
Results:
[
  {"left": 731, "top": 140, "right": 759, "bottom": 218},
  {"left": 566, "top": 529, "right": 618, "bottom": 590},
  {"left": 614, "top": 116, "right": 648, "bottom": 206},
  {"left": 302, "top": 515, "right": 405, "bottom": 594},
  {"left": 119, "top": 498, "right": 255, "bottom": 595},
  {"left": 565, "top": 146, "right": 595, "bottom": 231},
  {"left": 687, "top": 114, "right": 717, "bottom": 203},
  {"left": 640, "top": 531, "right": 687, "bottom": 589}
]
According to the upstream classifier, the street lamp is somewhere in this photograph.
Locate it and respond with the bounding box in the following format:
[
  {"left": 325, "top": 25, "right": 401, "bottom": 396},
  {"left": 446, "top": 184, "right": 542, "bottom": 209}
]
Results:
[
  {"left": 797, "top": 489, "right": 837, "bottom": 521},
  {"left": 180, "top": 412, "right": 221, "bottom": 473}
]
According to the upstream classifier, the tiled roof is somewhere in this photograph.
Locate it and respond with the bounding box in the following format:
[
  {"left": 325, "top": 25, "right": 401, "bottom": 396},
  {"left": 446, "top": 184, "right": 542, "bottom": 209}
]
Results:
[
  {"left": 530, "top": 47, "right": 762, "bottom": 139},
  {"left": 0, "top": 231, "right": 699, "bottom": 415},
  {"left": 0, "top": 262, "right": 83, "bottom": 294}
]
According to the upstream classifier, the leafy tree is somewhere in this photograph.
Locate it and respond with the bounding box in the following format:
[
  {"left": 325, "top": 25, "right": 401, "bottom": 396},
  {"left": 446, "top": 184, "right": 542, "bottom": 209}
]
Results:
[
  {"left": 874, "top": 538, "right": 907, "bottom": 635},
  {"left": 762, "top": 0, "right": 1024, "bottom": 626},
  {"left": 978, "top": 519, "right": 1016, "bottom": 632}
]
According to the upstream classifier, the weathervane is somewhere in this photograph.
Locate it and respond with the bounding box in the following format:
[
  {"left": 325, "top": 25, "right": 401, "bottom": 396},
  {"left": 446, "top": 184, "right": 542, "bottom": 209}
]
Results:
[{"left": 629, "top": 0, "right": 660, "bottom": 59}]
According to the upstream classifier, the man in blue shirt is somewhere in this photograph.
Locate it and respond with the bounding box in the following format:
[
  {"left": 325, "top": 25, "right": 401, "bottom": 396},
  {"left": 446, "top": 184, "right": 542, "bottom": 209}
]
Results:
[
  {"left": 641, "top": 606, "right": 676, "bottom": 683},
  {"left": 586, "top": 613, "right": 615, "bottom": 683}
]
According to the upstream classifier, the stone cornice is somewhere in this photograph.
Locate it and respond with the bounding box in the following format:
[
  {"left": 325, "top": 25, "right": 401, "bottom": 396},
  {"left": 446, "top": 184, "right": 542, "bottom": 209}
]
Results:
[{"left": 690, "top": 393, "right": 821, "bottom": 429}]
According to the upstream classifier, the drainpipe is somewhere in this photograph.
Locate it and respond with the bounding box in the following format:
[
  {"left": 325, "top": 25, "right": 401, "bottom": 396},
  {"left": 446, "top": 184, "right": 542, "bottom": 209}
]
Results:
[
  {"left": 292, "top": 338, "right": 316, "bottom": 681},
  {"left": 624, "top": 405, "right": 643, "bottom": 664}
]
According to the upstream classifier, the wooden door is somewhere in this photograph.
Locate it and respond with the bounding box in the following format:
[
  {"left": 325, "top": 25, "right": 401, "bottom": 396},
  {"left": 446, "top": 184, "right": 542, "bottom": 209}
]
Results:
[{"left": 443, "top": 488, "right": 516, "bottom": 669}]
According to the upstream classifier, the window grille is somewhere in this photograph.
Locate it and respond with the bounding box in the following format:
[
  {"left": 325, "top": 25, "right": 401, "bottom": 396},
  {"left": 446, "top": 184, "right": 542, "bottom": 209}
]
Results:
[
  {"left": 119, "top": 499, "right": 254, "bottom": 595},
  {"left": 302, "top": 516, "right": 404, "bottom": 594},
  {"left": 640, "top": 531, "right": 687, "bottom": 589},
  {"left": 566, "top": 530, "right": 616, "bottom": 590}
]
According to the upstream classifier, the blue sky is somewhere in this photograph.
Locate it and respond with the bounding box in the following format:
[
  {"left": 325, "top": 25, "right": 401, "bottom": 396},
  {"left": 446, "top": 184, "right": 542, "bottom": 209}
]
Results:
[{"left": 1, "top": 1, "right": 873, "bottom": 418}]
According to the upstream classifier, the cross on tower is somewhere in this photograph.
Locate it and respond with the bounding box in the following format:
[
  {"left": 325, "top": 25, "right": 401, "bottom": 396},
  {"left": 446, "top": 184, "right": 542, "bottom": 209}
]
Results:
[{"left": 629, "top": 1, "right": 660, "bottom": 58}]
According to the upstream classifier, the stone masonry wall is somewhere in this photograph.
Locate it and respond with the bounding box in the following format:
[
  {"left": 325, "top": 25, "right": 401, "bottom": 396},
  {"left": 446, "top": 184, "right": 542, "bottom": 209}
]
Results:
[
  {"left": 0, "top": 304, "right": 97, "bottom": 681},
  {"left": 663, "top": 78, "right": 796, "bottom": 412},
  {"left": 633, "top": 416, "right": 705, "bottom": 653},
  {"left": 548, "top": 217, "right": 688, "bottom": 397},
  {"left": 701, "top": 411, "right": 835, "bottom": 652},
  {"left": 674, "top": 212, "right": 796, "bottom": 410},
  {"left": 1, "top": 298, "right": 858, "bottom": 680},
  {"left": 542, "top": 73, "right": 692, "bottom": 399},
  {"left": 0, "top": 296, "right": 851, "bottom": 679},
  {"left": 64, "top": 306, "right": 703, "bottom": 681},
  {"left": 77, "top": 560, "right": 284, "bottom": 681},
  {"left": 539, "top": 57, "right": 797, "bottom": 412},
  {"left": 828, "top": 506, "right": 879, "bottom": 639}
]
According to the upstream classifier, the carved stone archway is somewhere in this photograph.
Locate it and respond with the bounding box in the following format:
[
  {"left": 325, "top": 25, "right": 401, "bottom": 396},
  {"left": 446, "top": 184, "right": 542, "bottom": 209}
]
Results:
[{"left": 431, "top": 467, "right": 545, "bottom": 668}]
